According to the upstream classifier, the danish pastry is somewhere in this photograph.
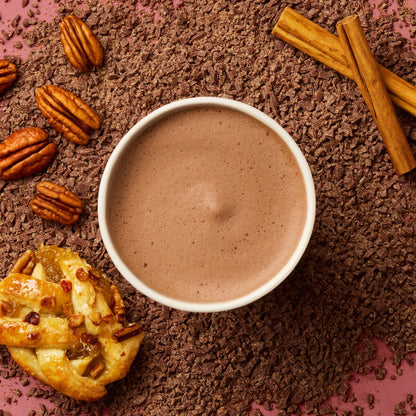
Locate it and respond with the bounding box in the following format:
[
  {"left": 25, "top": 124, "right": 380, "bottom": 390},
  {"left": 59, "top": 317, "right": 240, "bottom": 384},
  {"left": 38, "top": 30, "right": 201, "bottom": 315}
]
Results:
[{"left": 0, "top": 245, "right": 144, "bottom": 401}]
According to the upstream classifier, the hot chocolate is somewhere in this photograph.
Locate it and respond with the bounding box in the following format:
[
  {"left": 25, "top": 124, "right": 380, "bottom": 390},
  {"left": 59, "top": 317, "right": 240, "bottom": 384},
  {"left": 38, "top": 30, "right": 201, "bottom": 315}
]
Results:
[{"left": 107, "top": 106, "right": 307, "bottom": 303}]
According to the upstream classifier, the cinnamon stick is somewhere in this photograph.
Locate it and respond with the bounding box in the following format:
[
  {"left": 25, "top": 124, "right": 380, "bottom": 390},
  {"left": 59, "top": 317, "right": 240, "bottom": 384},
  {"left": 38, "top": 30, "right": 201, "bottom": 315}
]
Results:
[
  {"left": 272, "top": 7, "right": 416, "bottom": 118},
  {"left": 336, "top": 16, "right": 416, "bottom": 175}
]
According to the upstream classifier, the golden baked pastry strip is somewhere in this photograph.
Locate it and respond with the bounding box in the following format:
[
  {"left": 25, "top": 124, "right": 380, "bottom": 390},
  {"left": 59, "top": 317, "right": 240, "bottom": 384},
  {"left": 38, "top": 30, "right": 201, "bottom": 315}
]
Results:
[
  {"left": 0, "top": 316, "right": 77, "bottom": 348},
  {"left": 0, "top": 273, "right": 72, "bottom": 313},
  {"left": 0, "top": 245, "right": 144, "bottom": 401},
  {"left": 0, "top": 273, "right": 76, "bottom": 348}
]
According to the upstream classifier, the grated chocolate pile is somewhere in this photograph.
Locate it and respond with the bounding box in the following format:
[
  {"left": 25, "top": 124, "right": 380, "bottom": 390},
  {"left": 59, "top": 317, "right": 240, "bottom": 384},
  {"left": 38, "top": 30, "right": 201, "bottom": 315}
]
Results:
[{"left": 1, "top": 0, "right": 416, "bottom": 415}]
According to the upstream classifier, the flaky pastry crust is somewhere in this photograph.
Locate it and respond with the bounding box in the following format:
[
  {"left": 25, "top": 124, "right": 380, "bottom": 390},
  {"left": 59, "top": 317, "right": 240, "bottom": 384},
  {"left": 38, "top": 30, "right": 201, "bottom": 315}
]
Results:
[{"left": 0, "top": 245, "right": 144, "bottom": 401}]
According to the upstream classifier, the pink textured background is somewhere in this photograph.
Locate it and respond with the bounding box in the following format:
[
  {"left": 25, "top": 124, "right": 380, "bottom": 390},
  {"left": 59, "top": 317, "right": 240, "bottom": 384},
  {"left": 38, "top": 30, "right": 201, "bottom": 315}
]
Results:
[{"left": 1, "top": 0, "right": 416, "bottom": 415}]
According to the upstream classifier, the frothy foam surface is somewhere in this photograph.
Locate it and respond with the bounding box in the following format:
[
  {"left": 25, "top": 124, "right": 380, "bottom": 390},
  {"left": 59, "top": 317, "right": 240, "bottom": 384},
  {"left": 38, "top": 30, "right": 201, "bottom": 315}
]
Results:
[{"left": 107, "top": 106, "right": 307, "bottom": 303}]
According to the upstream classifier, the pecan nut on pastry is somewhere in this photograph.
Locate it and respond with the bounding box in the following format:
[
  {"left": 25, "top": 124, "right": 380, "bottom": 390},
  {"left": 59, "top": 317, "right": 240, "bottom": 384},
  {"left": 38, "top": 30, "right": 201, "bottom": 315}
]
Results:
[
  {"left": 35, "top": 85, "right": 100, "bottom": 145},
  {"left": 60, "top": 15, "right": 104, "bottom": 72},
  {"left": 30, "top": 181, "right": 84, "bottom": 225},
  {"left": 0, "top": 245, "right": 144, "bottom": 402},
  {"left": 0, "top": 60, "right": 18, "bottom": 94},
  {"left": 0, "top": 127, "right": 57, "bottom": 180}
]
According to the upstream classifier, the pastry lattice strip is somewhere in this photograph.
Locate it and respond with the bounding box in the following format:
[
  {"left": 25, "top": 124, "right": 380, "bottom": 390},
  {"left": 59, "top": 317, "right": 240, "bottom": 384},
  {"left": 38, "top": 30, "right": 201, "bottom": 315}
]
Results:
[{"left": 0, "top": 245, "right": 144, "bottom": 401}]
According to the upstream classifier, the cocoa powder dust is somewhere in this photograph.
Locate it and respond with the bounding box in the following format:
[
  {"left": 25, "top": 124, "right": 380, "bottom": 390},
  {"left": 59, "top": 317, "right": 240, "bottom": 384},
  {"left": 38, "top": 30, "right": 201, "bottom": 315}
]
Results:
[{"left": 1, "top": 0, "right": 416, "bottom": 415}]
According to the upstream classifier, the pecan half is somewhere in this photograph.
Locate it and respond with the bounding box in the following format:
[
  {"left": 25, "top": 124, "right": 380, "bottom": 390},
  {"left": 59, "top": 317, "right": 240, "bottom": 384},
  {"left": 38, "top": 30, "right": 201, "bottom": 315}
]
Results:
[
  {"left": 69, "top": 312, "right": 84, "bottom": 328},
  {"left": 110, "top": 284, "right": 126, "bottom": 324},
  {"left": 30, "top": 181, "right": 84, "bottom": 225},
  {"left": 10, "top": 249, "right": 36, "bottom": 275},
  {"left": 0, "top": 60, "right": 17, "bottom": 94},
  {"left": 76, "top": 268, "right": 89, "bottom": 281},
  {"left": 0, "top": 127, "right": 57, "bottom": 180},
  {"left": 60, "top": 280, "right": 72, "bottom": 293},
  {"left": 89, "top": 361, "right": 105, "bottom": 379},
  {"left": 112, "top": 323, "right": 143, "bottom": 342},
  {"left": 60, "top": 15, "right": 104, "bottom": 72},
  {"left": 35, "top": 85, "right": 100, "bottom": 145}
]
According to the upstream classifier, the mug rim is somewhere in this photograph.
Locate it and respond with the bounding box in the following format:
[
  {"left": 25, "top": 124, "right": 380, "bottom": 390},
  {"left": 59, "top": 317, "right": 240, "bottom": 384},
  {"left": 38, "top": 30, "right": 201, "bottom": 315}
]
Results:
[{"left": 98, "top": 97, "right": 316, "bottom": 312}]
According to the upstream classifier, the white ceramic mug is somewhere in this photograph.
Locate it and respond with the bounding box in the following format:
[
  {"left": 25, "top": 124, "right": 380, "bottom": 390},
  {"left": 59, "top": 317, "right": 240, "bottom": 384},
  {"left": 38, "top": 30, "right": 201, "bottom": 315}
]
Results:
[{"left": 98, "top": 97, "right": 315, "bottom": 312}]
